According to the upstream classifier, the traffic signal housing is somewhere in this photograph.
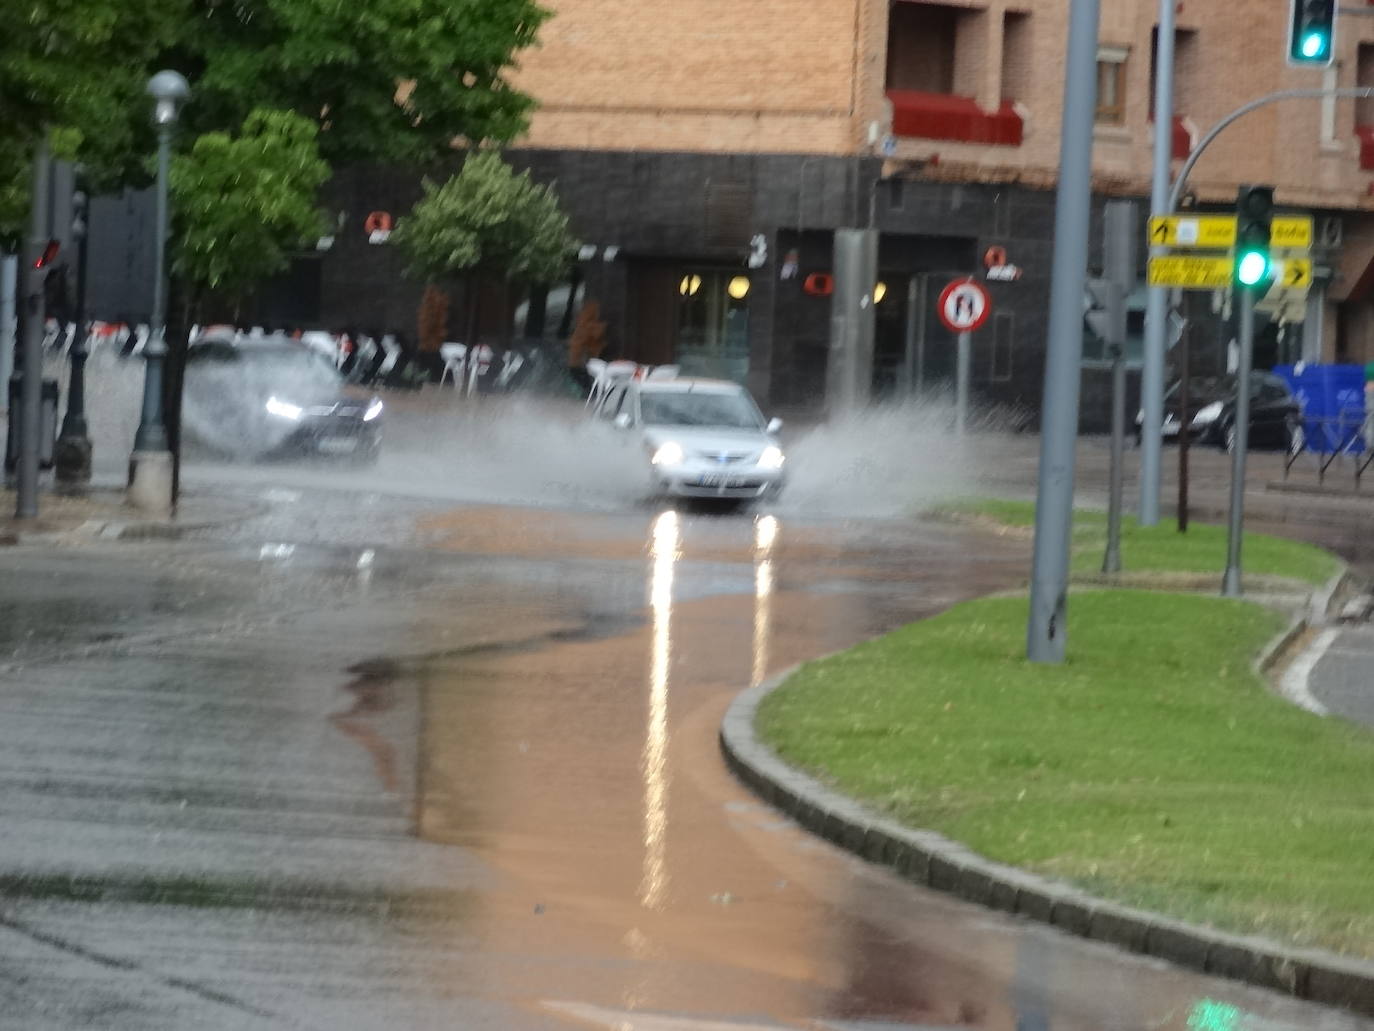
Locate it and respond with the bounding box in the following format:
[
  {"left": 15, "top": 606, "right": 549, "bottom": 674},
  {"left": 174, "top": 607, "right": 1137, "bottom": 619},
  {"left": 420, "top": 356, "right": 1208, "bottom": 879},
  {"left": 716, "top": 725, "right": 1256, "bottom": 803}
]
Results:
[
  {"left": 1289, "top": 0, "right": 1336, "bottom": 67},
  {"left": 1235, "top": 185, "right": 1274, "bottom": 291}
]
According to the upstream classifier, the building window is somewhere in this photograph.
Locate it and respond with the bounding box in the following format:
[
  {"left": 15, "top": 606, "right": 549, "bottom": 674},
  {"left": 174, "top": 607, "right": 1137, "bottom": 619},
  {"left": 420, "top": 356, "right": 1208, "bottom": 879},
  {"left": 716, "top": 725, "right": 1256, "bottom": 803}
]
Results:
[
  {"left": 886, "top": 3, "right": 958, "bottom": 94},
  {"left": 676, "top": 269, "right": 750, "bottom": 382},
  {"left": 1096, "top": 48, "right": 1128, "bottom": 125},
  {"left": 1002, "top": 12, "right": 1032, "bottom": 104}
]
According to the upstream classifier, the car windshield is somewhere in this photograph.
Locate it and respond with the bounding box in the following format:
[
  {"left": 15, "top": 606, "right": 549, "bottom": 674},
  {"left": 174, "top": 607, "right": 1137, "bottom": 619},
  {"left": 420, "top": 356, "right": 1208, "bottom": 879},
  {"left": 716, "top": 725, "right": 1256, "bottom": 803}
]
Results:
[{"left": 639, "top": 389, "right": 763, "bottom": 429}]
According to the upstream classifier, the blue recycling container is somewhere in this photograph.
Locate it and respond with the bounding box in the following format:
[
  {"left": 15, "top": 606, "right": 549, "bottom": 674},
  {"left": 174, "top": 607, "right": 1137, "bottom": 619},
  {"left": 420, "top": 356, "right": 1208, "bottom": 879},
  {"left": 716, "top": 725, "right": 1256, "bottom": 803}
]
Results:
[{"left": 1273, "top": 363, "right": 1366, "bottom": 455}]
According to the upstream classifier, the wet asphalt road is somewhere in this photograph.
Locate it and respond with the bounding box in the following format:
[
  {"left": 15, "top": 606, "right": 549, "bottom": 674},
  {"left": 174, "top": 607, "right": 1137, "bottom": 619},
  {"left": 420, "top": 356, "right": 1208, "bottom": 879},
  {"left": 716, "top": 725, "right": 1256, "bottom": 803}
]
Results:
[{"left": 4, "top": 402, "right": 1374, "bottom": 1029}]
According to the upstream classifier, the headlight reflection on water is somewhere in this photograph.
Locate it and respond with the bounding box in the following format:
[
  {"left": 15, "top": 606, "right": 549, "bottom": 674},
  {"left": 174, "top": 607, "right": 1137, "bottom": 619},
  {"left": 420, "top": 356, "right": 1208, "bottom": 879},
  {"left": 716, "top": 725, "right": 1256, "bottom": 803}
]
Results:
[{"left": 640, "top": 510, "right": 680, "bottom": 910}]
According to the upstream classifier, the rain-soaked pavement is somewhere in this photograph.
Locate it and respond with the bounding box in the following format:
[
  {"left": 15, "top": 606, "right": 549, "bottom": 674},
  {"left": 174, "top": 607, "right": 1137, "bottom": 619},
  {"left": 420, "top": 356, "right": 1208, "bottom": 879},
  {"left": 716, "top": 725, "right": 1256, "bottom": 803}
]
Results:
[{"left": 3, "top": 391, "right": 1373, "bottom": 1029}]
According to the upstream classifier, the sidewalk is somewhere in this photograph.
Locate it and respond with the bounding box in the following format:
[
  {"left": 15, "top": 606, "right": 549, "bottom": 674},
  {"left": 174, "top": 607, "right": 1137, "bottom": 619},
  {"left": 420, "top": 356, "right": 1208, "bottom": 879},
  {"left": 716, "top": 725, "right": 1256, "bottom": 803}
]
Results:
[{"left": 0, "top": 483, "right": 261, "bottom": 543}]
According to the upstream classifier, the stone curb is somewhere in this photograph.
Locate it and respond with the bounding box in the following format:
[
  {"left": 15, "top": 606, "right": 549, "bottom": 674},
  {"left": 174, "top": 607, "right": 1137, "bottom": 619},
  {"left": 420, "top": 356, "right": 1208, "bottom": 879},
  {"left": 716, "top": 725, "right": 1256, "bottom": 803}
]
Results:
[
  {"left": 10, "top": 496, "right": 268, "bottom": 545},
  {"left": 720, "top": 645, "right": 1374, "bottom": 1018},
  {"left": 1252, "top": 565, "right": 1355, "bottom": 680}
]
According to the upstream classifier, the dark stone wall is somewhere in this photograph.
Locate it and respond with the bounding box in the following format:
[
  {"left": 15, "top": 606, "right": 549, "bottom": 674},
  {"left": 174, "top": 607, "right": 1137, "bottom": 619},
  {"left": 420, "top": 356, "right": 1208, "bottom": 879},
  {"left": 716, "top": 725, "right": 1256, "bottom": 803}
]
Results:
[{"left": 82, "top": 146, "right": 1161, "bottom": 427}]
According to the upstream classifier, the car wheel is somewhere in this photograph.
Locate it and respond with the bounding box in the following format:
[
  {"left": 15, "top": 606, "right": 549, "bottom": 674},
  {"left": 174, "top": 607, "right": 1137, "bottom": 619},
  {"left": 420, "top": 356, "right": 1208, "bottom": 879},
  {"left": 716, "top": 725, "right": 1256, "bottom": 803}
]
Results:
[{"left": 1223, "top": 421, "right": 1238, "bottom": 453}]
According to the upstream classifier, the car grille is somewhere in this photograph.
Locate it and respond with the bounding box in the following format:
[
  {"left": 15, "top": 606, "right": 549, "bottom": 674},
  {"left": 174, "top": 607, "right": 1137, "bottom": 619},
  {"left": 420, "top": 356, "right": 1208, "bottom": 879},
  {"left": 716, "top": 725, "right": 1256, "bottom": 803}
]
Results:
[
  {"left": 694, "top": 450, "right": 755, "bottom": 464},
  {"left": 305, "top": 403, "right": 367, "bottom": 418}
]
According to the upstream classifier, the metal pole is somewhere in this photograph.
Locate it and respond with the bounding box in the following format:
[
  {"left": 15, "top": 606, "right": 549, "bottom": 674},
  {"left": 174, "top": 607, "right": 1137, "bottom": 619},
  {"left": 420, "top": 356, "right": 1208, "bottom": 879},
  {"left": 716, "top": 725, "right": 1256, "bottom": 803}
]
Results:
[
  {"left": 1177, "top": 313, "right": 1192, "bottom": 533},
  {"left": 1027, "top": 0, "right": 1101, "bottom": 663},
  {"left": 956, "top": 330, "right": 971, "bottom": 436},
  {"left": 826, "top": 228, "right": 877, "bottom": 416},
  {"left": 134, "top": 121, "right": 171, "bottom": 454},
  {"left": 1222, "top": 287, "right": 1255, "bottom": 598},
  {"left": 16, "top": 138, "right": 51, "bottom": 519},
  {"left": 0, "top": 255, "right": 15, "bottom": 390},
  {"left": 1104, "top": 350, "right": 1126, "bottom": 573},
  {"left": 1138, "top": 0, "right": 1176, "bottom": 527},
  {"left": 1101, "top": 200, "right": 1137, "bottom": 575},
  {"left": 129, "top": 70, "right": 187, "bottom": 518}
]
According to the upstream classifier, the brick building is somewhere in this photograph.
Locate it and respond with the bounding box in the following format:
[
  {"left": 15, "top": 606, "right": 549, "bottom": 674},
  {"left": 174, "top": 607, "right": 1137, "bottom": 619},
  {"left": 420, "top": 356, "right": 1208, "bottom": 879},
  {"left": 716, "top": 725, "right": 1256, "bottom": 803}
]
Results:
[
  {"left": 92, "top": 0, "right": 1374, "bottom": 418},
  {"left": 506, "top": 0, "right": 1374, "bottom": 408}
]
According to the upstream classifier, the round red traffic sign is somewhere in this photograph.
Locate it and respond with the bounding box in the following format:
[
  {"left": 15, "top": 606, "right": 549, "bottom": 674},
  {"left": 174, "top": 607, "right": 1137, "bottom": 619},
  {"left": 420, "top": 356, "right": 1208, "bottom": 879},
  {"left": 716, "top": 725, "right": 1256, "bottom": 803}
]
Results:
[{"left": 937, "top": 278, "right": 992, "bottom": 333}]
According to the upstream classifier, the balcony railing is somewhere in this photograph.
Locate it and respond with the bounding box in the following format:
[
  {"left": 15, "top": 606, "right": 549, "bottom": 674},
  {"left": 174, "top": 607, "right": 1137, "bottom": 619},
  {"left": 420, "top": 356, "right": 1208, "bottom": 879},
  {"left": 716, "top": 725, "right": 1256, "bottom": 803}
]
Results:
[{"left": 886, "top": 90, "right": 1023, "bottom": 146}]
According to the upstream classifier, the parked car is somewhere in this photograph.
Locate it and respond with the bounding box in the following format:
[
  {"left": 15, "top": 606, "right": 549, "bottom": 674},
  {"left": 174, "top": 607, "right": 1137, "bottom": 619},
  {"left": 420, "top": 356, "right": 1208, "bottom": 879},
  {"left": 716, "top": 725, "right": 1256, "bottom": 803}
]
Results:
[
  {"left": 1135, "top": 372, "right": 1300, "bottom": 451},
  {"left": 595, "top": 377, "right": 786, "bottom": 501},
  {"left": 182, "top": 336, "right": 383, "bottom": 462}
]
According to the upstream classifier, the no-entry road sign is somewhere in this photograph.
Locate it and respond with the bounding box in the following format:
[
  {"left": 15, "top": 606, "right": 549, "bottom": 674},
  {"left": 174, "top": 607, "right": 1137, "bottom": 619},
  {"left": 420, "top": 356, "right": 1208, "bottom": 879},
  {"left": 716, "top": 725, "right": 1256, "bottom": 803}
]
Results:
[{"left": 938, "top": 278, "right": 992, "bottom": 333}]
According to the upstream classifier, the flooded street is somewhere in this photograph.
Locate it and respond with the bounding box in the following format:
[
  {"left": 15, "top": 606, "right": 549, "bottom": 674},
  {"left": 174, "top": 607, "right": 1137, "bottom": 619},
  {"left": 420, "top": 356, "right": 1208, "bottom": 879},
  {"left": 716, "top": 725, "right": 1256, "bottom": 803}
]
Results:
[{"left": 3, "top": 380, "right": 1371, "bottom": 1028}]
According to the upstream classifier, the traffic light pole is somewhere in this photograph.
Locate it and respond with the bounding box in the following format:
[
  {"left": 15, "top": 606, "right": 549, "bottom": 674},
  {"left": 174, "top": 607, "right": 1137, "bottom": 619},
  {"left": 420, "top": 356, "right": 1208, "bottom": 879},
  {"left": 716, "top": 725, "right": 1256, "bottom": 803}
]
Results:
[
  {"left": 16, "top": 138, "right": 51, "bottom": 519},
  {"left": 1027, "top": 0, "right": 1101, "bottom": 663},
  {"left": 1222, "top": 286, "right": 1257, "bottom": 598},
  {"left": 1101, "top": 201, "right": 1137, "bottom": 575}
]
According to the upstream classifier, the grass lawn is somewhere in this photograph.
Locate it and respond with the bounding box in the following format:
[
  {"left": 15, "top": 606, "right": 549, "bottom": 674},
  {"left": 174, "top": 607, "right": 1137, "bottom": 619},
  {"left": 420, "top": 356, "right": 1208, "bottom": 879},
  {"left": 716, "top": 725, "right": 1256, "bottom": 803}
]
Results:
[
  {"left": 937, "top": 498, "right": 1340, "bottom": 587},
  {"left": 757, "top": 590, "right": 1374, "bottom": 956}
]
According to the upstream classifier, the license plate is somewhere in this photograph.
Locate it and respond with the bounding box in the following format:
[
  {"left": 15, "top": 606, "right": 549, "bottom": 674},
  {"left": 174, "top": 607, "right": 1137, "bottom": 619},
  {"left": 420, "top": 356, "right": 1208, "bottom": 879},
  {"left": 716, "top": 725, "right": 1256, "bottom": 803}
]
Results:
[
  {"left": 318, "top": 436, "right": 359, "bottom": 455},
  {"left": 698, "top": 474, "right": 745, "bottom": 488}
]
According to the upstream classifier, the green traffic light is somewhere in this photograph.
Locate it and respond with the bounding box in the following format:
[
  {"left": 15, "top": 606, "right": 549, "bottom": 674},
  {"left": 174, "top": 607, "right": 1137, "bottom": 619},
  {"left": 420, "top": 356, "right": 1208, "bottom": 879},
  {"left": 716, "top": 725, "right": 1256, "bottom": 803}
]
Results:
[
  {"left": 1301, "top": 31, "right": 1328, "bottom": 58},
  {"left": 1237, "top": 251, "right": 1270, "bottom": 287}
]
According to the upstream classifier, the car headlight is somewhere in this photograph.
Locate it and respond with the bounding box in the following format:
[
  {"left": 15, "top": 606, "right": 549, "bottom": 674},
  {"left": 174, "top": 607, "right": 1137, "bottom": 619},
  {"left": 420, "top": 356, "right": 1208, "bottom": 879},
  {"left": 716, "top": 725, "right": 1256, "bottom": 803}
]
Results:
[
  {"left": 757, "top": 445, "right": 785, "bottom": 469},
  {"left": 651, "top": 442, "right": 685, "bottom": 467},
  {"left": 265, "top": 396, "right": 303, "bottom": 421},
  {"left": 1191, "top": 401, "right": 1224, "bottom": 427},
  {"left": 363, "top": 399, "right": 384, "bottom": 422}
]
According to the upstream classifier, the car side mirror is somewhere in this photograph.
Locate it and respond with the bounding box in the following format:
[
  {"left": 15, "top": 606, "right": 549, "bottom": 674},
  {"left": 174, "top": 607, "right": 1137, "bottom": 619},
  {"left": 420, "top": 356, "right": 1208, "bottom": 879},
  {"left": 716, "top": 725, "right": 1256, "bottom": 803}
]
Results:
[
  {"left": 766, "top": 417, "right": 783, "bottom": 434},
  {"left": 613, "top": 413, "right": 632, "bottom": 430}
]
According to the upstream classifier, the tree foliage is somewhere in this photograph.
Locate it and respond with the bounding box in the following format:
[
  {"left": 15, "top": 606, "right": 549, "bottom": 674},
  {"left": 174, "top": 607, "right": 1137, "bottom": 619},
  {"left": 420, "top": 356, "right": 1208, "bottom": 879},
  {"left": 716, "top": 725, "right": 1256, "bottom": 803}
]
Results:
[
  {"left": 176, "top": 0, "right": 549, "bottom": 166},
  {"left": 1, "top": 0, "right": 550, "bottom": 247},
  {"left": 391, "top": 151, "right": 574, "bottom": 287},
  {"left": 169, "top": 108, "right": 328, "bottom": 310},
  {"left": 2, "top": 0, "right": 180, "bottom": 162}
]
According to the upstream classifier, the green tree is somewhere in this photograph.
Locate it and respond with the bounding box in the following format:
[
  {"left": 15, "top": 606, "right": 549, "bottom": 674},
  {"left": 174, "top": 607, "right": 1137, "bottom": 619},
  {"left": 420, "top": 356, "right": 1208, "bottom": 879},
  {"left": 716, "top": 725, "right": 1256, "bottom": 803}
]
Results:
[
  {"left": 2, "top": 0, "right": 550, "bottom": 240},
  {"left": 1, "top": 0, "right": 185, "bottom": 241},
  {"left": 176, "top": 0, "right": 549, "bottom": 165},
  {"left": 391, "top": 151, "right": 575, "bottom": 345},
  {"left": 169, "top": 108, "right": 328, "bottom": 318}
]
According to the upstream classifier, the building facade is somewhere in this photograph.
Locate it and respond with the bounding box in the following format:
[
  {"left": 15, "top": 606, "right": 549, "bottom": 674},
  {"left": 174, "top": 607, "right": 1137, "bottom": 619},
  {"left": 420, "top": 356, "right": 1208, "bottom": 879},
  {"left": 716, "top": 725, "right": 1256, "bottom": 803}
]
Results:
[
  {"left": 91, "top": 0, "right": 1374, "bottom": 419},
  {"left": 509, "top": 0, "right": 1374, "bottom": 415}
]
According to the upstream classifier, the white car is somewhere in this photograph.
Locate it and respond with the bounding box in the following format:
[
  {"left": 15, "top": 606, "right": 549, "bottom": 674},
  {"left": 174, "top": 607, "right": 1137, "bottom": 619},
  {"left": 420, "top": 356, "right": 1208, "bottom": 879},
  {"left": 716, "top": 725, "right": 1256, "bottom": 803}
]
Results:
[{"left": 596, "top": 378, "right": 786, "bottom": 500}]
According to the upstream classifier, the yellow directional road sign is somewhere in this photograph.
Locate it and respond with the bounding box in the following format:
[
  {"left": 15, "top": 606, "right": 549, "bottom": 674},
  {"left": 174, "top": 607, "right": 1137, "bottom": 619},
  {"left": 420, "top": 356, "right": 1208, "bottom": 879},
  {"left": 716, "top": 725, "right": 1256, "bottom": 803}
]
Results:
[
  {"left": 1147, "top": 215, "right": 1313, "bottom": 250},
  {"left": 1273, "top": 257, "right": 1313, "bottom": 290},
  {"left": 1271, "top": 217, "right": 1313, "bottom": 249},
  {"left": 1149, "top": 216, "right": 1237, "bottom": 249},
  {"left": 1147, "top": 255, "right": 1233, "bottom": 289}
]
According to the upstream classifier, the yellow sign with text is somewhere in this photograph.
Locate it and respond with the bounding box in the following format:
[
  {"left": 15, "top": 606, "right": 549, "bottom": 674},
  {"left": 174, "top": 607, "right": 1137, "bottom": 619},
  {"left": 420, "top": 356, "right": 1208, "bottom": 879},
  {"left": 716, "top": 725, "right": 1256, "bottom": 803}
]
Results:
[
  {"left": 1147, "top": 215, "right": 1313, "bottom": 250},
  {"left": 1271, "top": 217, "right": 1313, "bottom": 249},
  {"left": 1147, "top": 255, "right": 1233, "bottom": 289},
  {"left": 1149, "top": 216, "right": 1237, "bottom": 249}
]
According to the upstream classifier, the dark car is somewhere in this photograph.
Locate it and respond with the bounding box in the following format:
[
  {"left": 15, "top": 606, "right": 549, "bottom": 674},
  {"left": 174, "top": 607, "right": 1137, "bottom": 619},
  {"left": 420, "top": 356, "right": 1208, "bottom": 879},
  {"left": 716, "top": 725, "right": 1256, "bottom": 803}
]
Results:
[
  {"left": 1135, "top": 372, "right": 1300, "bottom": 451},
  {"left": 182, "top": 336, "right": 383, "bottom": 462}
]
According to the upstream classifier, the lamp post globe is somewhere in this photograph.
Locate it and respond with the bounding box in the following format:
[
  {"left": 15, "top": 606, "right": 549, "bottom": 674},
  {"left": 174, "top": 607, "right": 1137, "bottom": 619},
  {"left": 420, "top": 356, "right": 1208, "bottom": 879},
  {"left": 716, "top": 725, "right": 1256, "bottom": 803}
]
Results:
[{"left": 128, "top": 69, "right": 190, "bottom": 515}]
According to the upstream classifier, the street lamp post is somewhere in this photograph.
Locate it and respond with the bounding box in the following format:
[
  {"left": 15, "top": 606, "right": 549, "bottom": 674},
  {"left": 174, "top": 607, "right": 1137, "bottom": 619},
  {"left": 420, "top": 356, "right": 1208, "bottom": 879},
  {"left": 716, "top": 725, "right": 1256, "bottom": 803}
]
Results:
[
  {"left": 55, "top": 188, "right": 92, "bottom": 486},
  {"left": 128, "top": 70, "right": 190, "bottom": 515}
]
